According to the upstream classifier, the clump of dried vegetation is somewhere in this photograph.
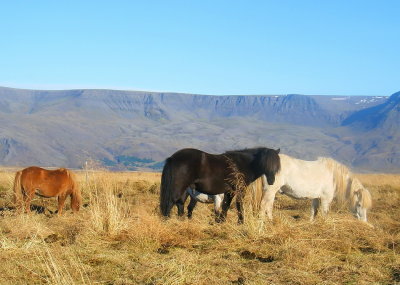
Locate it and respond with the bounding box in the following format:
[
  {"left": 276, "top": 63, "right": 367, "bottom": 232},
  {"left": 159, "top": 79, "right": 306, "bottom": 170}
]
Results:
[{"left": 0, "top": 168, "right": 399, "bottom": 284}]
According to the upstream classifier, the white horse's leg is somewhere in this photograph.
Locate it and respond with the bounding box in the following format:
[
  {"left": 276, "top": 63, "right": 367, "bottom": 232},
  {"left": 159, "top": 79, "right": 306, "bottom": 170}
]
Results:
[
  {"left": 353, "top": 192, "right": 369, "bottom": 222},
  {"left": 357, "top": 207, "right": 368, "bottom": 222},
  {"left": 259, "top": 175, "right": 281, "bottom": 220},
  {"left": 259, "top": 175, "right": 268, "bottom": 219},
  {"left": 259, "top": 187, "right": 279, "bottom": 220},
  {"left": 361, "top": 208, "right": 368, "bottom": 222},
  {"left": 258, "top": 175, "right": 267, "bottom": 219},
  {"left": 213, "top": 194, "right": 223, "bottom": 216},
  {"left": 310, "top": 198, "right": 320, "bottom": 221},
  {"left": 357, "top": 206, "right": 374, "bottom": 227},
  {"left": 320, "top": 197, "right": 331, "bottom": 217}
]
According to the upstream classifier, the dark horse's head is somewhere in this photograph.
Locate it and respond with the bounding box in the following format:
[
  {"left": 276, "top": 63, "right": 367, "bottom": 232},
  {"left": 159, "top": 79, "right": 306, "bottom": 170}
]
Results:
[{"left": 258, "top": 148, "right": 281, "bottom": 185}]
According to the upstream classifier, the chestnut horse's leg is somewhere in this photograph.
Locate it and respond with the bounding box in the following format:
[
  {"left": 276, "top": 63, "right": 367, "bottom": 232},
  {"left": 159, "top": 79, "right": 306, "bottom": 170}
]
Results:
[
  {"left": 70, "top": 194, "right": 80, "bottom": 213},
  {"left": 57, "top": 195, "right": 67, "bottom": 215},
  {"left": 24, "top": 188, "right": 35, "bottom": 214}
]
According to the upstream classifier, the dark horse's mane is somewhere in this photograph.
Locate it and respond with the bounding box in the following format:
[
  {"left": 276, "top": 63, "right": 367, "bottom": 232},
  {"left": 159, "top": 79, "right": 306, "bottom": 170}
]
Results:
[
  {"left": 224, "top": 147, "right": 281, "bottom": 174},
  {"left": 224, "top": 146, "right": 267, "bottom": 155},
  {"left": 226, "top": 146, "right": 267, "bottom": 151}
]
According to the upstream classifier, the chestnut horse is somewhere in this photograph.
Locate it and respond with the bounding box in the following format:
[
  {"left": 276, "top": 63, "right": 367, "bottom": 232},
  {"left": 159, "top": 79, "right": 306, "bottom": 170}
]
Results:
[{"left": 13, "top": 166, "right": 81, "bottom": 214}]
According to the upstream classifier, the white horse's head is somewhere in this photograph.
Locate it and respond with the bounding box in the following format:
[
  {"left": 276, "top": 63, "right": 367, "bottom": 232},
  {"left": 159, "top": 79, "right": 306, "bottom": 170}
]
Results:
[
  {"left": 349, "top": 178, "right": 372, "bottom": 222},
  {"left": 322, "top": 159, "right": 373, "bottom": 223}
]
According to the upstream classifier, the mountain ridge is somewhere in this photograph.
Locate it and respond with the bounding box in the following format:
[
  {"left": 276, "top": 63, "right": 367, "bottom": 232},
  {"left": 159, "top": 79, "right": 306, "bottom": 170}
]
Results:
[{"left": 0, "top": 86, "right": 398, "bottom": 172}]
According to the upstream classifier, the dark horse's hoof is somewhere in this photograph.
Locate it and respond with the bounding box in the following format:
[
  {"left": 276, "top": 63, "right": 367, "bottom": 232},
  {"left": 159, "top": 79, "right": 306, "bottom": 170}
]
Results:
[{"left": 215, "top": 215, "right": 226, "bottom": 223}]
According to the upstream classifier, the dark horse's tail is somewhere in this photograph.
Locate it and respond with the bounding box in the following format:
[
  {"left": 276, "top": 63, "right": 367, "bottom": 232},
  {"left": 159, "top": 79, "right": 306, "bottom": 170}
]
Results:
[{"left": 160, "top": 157, "right": 174, "bottom": 217}]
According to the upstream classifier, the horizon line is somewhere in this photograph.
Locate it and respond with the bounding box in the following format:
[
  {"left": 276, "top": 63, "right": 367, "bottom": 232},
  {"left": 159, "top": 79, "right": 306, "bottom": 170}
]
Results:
[{"left": 0, "top": 84, "right": 391, "bottom": 97}]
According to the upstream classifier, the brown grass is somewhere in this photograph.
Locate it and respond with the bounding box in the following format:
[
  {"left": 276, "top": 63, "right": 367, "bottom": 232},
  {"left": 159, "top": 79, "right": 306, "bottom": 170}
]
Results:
[{"left": 0, "top": 168, "right": 399, "bottom": 284}]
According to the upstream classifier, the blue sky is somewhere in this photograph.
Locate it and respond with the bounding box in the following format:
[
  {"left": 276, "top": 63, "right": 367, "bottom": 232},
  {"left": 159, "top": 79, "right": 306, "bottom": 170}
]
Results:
[{"left": 1, "top": 1, "right": 399, "bottom": 95}]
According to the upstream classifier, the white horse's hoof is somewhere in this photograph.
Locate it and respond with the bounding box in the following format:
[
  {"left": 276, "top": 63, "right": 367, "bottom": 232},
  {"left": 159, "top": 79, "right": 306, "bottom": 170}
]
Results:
[{"left": 365, "top": 222, "right": 374, "bottom": 228}]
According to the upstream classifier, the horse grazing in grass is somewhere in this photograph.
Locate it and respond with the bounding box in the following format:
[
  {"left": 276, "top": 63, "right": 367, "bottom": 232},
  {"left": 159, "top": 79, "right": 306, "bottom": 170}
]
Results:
[
  {"left": 184, "top": 186, "right": 224, "bottom": 218},
  {"left": 184, "top": 176, "right": 265, "bottom": 219},
  {"left": 13, "top": 166, "right": 81, "bottom": 215},
  {"left": 259, "top": 154, "right": 372, "bottom": 223},
  {"left": 160, "top": 147, "right": 281, "bottom": 223}
]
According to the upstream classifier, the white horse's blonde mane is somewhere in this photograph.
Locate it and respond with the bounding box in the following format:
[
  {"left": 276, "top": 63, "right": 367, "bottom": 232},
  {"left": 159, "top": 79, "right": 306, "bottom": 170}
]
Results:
[
  {"left": 318, "top": 157, "right": 350, "bottom": 203},
  {"left": 318, "top": 157, "right": 372, "bottom": 209}
]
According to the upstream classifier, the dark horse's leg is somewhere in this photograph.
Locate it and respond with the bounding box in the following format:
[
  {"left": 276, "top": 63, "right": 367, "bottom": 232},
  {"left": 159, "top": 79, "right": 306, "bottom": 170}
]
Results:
[
  {"left": 174, "top": 190, "right": 189, "bottom": 217},
  {"left": 187, "top": 196, "right": 198, "bottom": 219},
  {"left": 176, "top": 200, "right": 185, "bottom": 217},
  {"left": 216, "top": 191, "right": 235, "bottom": 223},
  {"left": 236, "top": 190, "right": 245, "bottom": 224}
]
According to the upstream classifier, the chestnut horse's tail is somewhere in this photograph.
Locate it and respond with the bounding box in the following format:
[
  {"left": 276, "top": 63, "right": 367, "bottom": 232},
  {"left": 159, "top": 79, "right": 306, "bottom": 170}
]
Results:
[
  {"left": 160, "top": 158, "right": 174, "bottom": 217},
  {"left": 13, "top": 170, "right": 23, "bottom": 207},
  {"left": 67, "top": 170, "right": 81, "bottom": 212}
]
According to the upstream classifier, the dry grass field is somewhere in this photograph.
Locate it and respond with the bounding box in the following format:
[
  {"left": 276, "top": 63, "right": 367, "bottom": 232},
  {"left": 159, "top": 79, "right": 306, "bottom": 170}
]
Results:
[{"left": 0, "top": 168, "right": 399, "bottom": 285}]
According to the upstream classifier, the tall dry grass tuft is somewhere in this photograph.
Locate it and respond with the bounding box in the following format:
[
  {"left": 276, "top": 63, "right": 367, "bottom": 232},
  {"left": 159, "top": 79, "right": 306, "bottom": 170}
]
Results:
[
  {"left": 85, "top": 172, "right": 132, "bottom": 236},
  {"left": 35, "top": 245, "right": 91, "bottom": 285},
  {"left": 248, "top": 178, "right": 263, "bottom": 214},
  {"left": 0, "top": 171, "right": 17, "bottom": 208},
  {"left": 0, "top": 214, "right": 53, "bottom": 242}
]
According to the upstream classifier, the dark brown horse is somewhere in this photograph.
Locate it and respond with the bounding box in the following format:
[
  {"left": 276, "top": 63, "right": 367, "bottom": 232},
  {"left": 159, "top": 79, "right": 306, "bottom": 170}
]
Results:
[
  {"left": 160, "top": 147, "right": 281, "bottom": 223},
  {"left": 13, "top": 166, "right": 81, "bottom": 214}
]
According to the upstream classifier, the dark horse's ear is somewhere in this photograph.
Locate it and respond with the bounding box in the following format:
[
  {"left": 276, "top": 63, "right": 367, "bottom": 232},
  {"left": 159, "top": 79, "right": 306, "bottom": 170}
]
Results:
[{"left": 276, "top": 148, "right": 280, "bottom": 154}]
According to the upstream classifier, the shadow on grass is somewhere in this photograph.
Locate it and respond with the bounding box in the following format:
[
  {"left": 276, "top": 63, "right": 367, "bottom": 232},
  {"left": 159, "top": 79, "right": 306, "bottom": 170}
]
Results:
[{"left": 0, "top": 204, "right": 56, "bottom": 215}]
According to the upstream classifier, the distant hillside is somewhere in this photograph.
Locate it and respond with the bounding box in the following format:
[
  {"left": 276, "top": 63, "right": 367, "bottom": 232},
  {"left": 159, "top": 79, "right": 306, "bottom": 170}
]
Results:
[
  {"left": 342, "top": 91, "right": 400, "bottom": 133},
  {"left": 0, "top": 86, "right": 398, "bottom": 172},
  {"left": 340, "top": 91, "right": 400, "bottom": 170}
]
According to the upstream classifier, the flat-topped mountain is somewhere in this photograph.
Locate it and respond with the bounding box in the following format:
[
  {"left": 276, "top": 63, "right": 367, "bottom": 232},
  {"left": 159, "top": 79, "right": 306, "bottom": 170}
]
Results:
[{"left": 0, "top": 86, "right": 397, "bottom": 172}]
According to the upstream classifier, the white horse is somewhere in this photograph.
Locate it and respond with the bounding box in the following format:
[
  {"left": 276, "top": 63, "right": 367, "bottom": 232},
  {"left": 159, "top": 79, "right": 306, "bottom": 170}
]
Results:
[
  {"left": 259, "top": 154, "right": 372, "bottom": 222},
  {"left": 185, "top": 186, "right": 224, "bottom": 218}
]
